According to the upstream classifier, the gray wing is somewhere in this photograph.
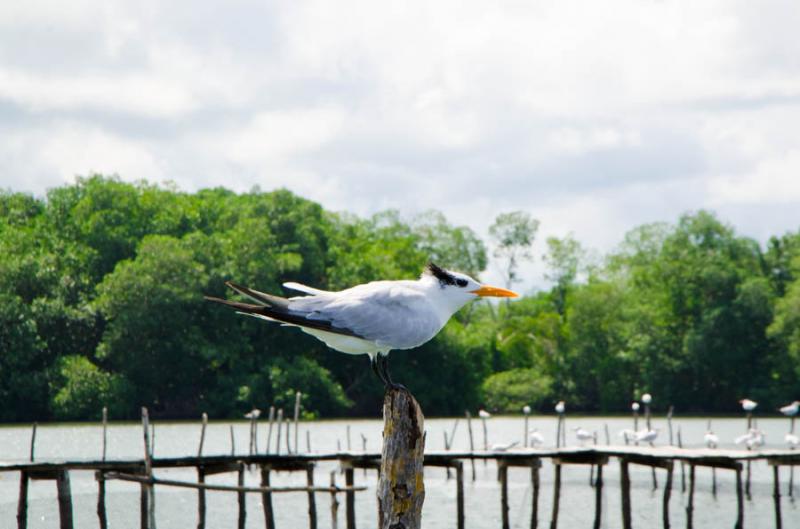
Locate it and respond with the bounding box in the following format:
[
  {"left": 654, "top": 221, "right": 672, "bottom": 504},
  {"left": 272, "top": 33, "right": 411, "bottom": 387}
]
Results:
[{"left": 290, "top": 282, "right": 443, "bottom": 350}]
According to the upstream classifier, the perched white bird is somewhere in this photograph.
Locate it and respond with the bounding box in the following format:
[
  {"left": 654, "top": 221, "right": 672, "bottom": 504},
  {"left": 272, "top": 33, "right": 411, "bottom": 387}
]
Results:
[
  {"left": 631, "top": 402, "right": 640, "bottom": 412},
  {"left": 618, "top": 429, "right": 637, "bottom": 443},
  {"left": 478, "top": 409, "right": 492, "bottom": 419},
  {"left": 207, "top": 263, "right": 517, "bottom": 388},
  {"left": 785, "top": 433, "right": 799, "bottom": 448},
  {"left": 739, "top": 399, "right": 758, "bottom": 411},
  {"left": 641, "top": 393, "right": 652, "bottom": 405},
  {"left": 735, "top": 428, "right": 765, "bottom": 448},
  {"left": 529, "top": 429, "right": 545, "bottom": 447},
  {"left": 574, "top": 427, "right": 595, "bottom": 445},
  {"left": 555, "top": 401, "right": 566, "bottom": 414},
  {"left": 244, "top": 408, "right": 261, "bottom": 419},
  {"left": 490, "top": 441, "right": 519, "bottom": 452},
  {"left": 780, "top": 401, "right": 800, "bottom": 416},
  {"left": 704, "top": 431, "right": 719, "bottom": 449},
  {"left": 522, "top": 405, "right": 531, "bottom": 415},
  {"left": 635, "top": 428, "right": 659, "bottom": 444}
]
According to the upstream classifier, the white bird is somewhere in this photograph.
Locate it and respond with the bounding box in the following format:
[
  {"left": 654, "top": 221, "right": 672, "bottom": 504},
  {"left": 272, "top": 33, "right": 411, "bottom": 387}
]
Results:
[
  {"left": 206, "top": 263, "right": 517, "bottom": 388},
  {"left": 574, "top": 427, "right": 595, "bottom": 445},
  {"left": 739, "top": 399, "right": 757, "bottom": 411},
  {"left": 780, "top": 401, "right": 800, "bottom": 416},
  {"left": 704, "top": 431, "right": 719, "bottom": 448},
  {"left": 529, "top": 429, "right": 545, "bottom": 447},
  {"left": 785, "top": 433, "right": 799, "bottom": 448},
  {"left": 635, "top": 428, "right": 659, "bottom": 444},
  {"left": 555, "top": 401, "right": 566, "bottom": 414},
  {"left": 522, "top": 405, "right": 531, "bottom": 415},
  {"left": 631, "top": 402, "right": 640, "bottom": 412},
  {"left": 478, "top": 409, "right": 492, "bottom": 419},
  {"left": 244, "top": 408, "right": 261, "bottom": 419},
  {"left": 641, "top": 393, "right": 652, "bottom": 405},
  {"left": 490, "top": 441, "right": 519, "bottom": 452},
  {"left": 735, "top": 428, "right": 765, "bottom": 448}
]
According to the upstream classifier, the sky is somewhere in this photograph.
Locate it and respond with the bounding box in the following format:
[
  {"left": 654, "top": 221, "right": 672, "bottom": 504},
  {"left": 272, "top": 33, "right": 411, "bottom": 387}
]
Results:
[{"left": 2, "top": 1, "right": 800, "bottom": 290}]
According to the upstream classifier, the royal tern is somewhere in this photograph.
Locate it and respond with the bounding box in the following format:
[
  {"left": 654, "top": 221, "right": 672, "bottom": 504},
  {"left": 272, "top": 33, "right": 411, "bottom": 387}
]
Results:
[
  {"left": 555, "top": 401, "right": 565, "bottom": 414},
  {"left": 786, "top": 433, "right": 799, "bottom": 448},
  {"left": 478, "top": 409, "right": 492, "bottom": 419},
  {"left": 244, "top": 408, "right": 261, "bottom": 419},
  {"left": 780, "top": 401, "right": 800, "bottom": 416},
  {"left": 631, "top": 402, "right": 640, "bottom": 412},
  {"left": 529, "top": 429, "right": 545, "bottom": 447},
  {"left": 635, "top": 428, "right": 659, "bottom": 444},
  {"left": 490, "top": 441, "right": 519, "bottom": 452},
  {"left": 574, "top": 427, "right": 595, "bottom": 445},
  {"left": 735, "top": 428, "right": 765, "bottom": 448},
  {"left": 704, "top": 431, "right": 719, "bottom": 448},
  {"left": 522, "top": 405, "right": 531, "bottom": 415},
  {"left": 739, "top": 399, "right": 758, "bottom": 411},
  {"left": 641, "top": 393, "right": 652, "bottom": 405},
  {"left": 206, "top": 263, "right": 517, "bottom": 388}
]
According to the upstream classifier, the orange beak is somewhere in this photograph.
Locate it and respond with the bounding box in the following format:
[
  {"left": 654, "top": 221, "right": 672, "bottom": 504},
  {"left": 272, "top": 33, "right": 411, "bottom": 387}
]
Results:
[{"left": 470, "top": 285, "right": 519, "bottom": 298}]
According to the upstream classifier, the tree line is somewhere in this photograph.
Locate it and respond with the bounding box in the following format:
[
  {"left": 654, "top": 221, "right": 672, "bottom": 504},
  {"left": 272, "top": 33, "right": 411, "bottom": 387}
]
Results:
[{"left": 1, "top": 176, "right": 799, "bottom": 421}]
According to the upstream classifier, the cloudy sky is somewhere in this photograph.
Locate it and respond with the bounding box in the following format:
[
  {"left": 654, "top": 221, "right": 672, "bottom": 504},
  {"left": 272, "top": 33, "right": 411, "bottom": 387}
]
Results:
[{"left": 2, "top": 1, "right": 800, "bottom": 289}]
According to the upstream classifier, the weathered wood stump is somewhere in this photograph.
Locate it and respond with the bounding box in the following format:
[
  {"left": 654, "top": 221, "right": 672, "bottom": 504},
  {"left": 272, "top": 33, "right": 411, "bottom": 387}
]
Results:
[{"left": 378, "top": 388, "right": 425, "bottom": 529}]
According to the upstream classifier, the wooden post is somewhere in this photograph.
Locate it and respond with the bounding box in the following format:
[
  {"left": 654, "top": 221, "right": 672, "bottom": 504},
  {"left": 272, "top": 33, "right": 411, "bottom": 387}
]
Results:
[
  {"left": 229, "top": 425, "right": 235, "bottom": 455},
  {"left": 773, "top": 465, "right": 782, "bottom": 529},
  {"left": 455, "top": 461, "right": 465, "bottom": 529},
  {"left": 593, "top": 463, "right": 603, "bottom": 529},
  {"left": 663, "top": 462, "right": 673, "bottom": 529},
  {"left": 198, "top": 413, "right": 208, "bottom": 457},
  {"left": 524, "top": 412, "right": 530, "bottom": 448},
  {"left": 197, "top": 467, "right": 206, "bottom": 529},
  {"left": 345, "top": 467, "right": 356, "bottom": 529},
  {"left": 266, "top": 406, "right": 275, "bottom": 454},
  {"left": 677, "top": 428, "right": 686, "bottom": 493},
  {"left": 531, "top": 462, "right": 540, "bottom": 529},
  {"left": 306, "top": 464, "right": 318, "bottom": 529},
  {"left": 378, "top": 388, "right": 425, "bottom": 529},
  {"left": 56, "top": 470, "right": 74, "bottom": 529},
  {"left": 330, "top": 471, "right": 339, "bottom": 529},
  {"left": 735, "top": 466, "right": 744, "bottom": 529},
  {"left": 481, "top": 415, "right": 489, "bottom": 453},
  {"left": 261, "top": 466, "right": 275, "bottom": 529},
  {"left": 102, "top": 407, "right": 108, "bottom": 461},
  {"left": 307, "top": 430, "right": 312, "bottom": 453},
  {"left": 276, "top": 409, "right": 283, "bottom": 454},
  {"left": 499, "top": 461, "right": 510, "bottom": 529},
  {"left": 466, "top": 411, "right": 476, "bottom": 481},
  {"left": 97, "top": 471, "right": 108, "bottom": 529},
  {"left": 685, "top": 464, "right": 695, "bottom": 529},
  {"left": 29, "top": 423, "right": 37, "bottom": 462},
  {"left": 347, "top": 424, "right": 352, "bottom": 451},
  {"left": 237, "top": 463, "right": 246, "bottom": 529},
  {"left": 294, "top": 391, "right": 302, "bottom": 454},
  {"left": 549, "top": 463, "right": 561, "bottom": 529},
  {"left": 555, "top": 416, "right": 562, "bottom": 449},
  {"left": 285, "top": 417, "right": 292, "bottom": 454},
  {"left": 17, "top": 470, "right": 29, "bottom": 529},
  {"left": 141, "top": 407, "right": 155, "bottom": 529},
  {"left": 604, "top": 423, "right": 610, "bottom": 445},
  {"left": 667, "top": 406, "right": 674, "bottom": 445},
  {"left": 620, "top": 460, "right": 631, "bottom": 529}
]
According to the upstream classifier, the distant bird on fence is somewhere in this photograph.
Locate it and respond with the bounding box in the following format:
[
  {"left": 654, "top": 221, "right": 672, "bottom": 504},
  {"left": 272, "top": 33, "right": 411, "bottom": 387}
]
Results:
[
  {"left": 631, "top": 402, "right": 640, "bottom": 412},
  {"left": 635, "top": 428, "right": 659, "bottom": 444},
  {"left": 780, "top": 401, "right": 800, "bottom": 416},
  {"left": 740, "top": 399, "right": 758, "bottom": 412},
  {"left": 529, "top": 429, "right": 545, "bottom": 447},
  {"left": 574, "top": 427, "right": 595, "bottom": 445},
  {"left": 555, "top": 401, "right": 565, "bottom": 414},
  {"left": 244, "top": 409, "right": 261, "bottom": 420},
  {"left": 704, "top": 430, "right": 719, "bottom": 449},
  {"left": 522, "top": 405, "right": 531, "bottom": 415},
  {"left": 490, "top": 441, "right": 519, "bottom": 452},
  {"left": 786, "top": 433, "right": 799, "bottom": 448},
  {"left": 206, "top": 263, "right": 517, "bottom": 389},
  {"left": 735, "top": 428, "right": 765, "bottom": 449},
  {"left": 478, "top": 409, "right": 492, "bottom": 419}
]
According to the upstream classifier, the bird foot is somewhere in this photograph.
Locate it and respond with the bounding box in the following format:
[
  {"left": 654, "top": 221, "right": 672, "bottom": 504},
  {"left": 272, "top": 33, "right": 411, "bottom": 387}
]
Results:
[{"left": 385, "top": 382, "right": 408, "bottom": 393}]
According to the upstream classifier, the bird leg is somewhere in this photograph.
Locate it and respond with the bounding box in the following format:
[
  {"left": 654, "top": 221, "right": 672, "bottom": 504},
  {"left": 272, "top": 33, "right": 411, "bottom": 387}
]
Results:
[
  {"left": 378, "top": 354, "right": 406, "bottom": 391},
  {"left": 370, "top": 355, "right": 387, "bottom": 386}
]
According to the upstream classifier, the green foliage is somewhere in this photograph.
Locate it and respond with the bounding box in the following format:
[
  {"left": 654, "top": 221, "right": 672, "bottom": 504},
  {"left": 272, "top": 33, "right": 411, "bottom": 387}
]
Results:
[
  {"left": 51, "top": 356, "right": 133, "bottom": 420},
  {"left": 2, "top": 176, "right": 798, "bottom": 420},
  {"left": 482, "top": 369, "right": 552, "bottom": 413}
]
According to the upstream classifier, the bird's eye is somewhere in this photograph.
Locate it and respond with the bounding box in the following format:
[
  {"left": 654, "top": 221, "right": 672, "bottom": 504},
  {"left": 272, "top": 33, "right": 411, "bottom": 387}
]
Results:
[{"left": 456, "top": 279, "right": 468, "bottom": 287}]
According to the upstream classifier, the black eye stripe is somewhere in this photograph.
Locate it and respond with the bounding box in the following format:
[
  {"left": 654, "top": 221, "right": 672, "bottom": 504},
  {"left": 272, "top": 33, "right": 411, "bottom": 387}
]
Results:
[{"left": 456, "top": 279, "right": 468, "bottom": 287}]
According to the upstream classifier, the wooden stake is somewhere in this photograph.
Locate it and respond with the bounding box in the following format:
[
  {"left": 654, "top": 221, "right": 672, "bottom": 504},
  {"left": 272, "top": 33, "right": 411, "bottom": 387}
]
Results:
[
  {"left": 604, "top": 423, "right": 610, "bottom": 445},
  {"left": 261, "top": 466, "right": 275, "bottom": 529},
  {"left": 97, "top": 471, "right": 108, "bottom": 529},
  {"left": 686, "top": 464, "right": 695, "bottom": 529},
  {"left": 550, "top": 463, "right": 562, "bottom": 529},
  {"left": 466, "top": 411, "right": 476, "bottom": 481},
  {"left": 198, "top": 413, "right": 208, "bottom": 457},
  {"left": 330, "top": 471, "right": 339, "bottom": 529},
  {"left": 102, "top": 407, "right": 108, "bottom": 462},
  {"left": 17, "top": 470, "right": 28, "bottom": 529},
  {"left": 735, "top": 466, "right": 744, "bottom": 529},
  {"left": 456, "top": 461, "right": 465, "bottom": 529},
  {"left": 276, "top": 409, "right": 283, "bottom": 454},
  {"left": 237, "top": 463, "right": 246, "bottom": 529},
  {"left": 593, "top": 463, "right": 603, "bottom": 529},
  {"left": 667, "top": 406, "right": 674, "bottom": 445},
  {"left": 378, "top": 388, "right": 425, "bottom": 529},
  {"left": 346, "top": 424, "right": 352, "bottom": 451},
  {"left": 345, "top": 467, "right": 355, "bottom": 529},
  {"left": 620, "top": 460, "right": 631, "bottom": 529},
  {"left": 307, "top": 430, "right": 312, "bottom": 453},
  {"left": 677, "top": 428, "right": 686, "bottom": 494},
  {"left": 229, "top": 425, "right": 235, "bottom": 456},
  {"left": 306, "top": 464, "right": 318, "bottom": 529},
  {"left": 285, "top": 418, "right": 292, "bottom": 454},
  {"left": 56, "top": 470, "right": 74, "bottom": 529},
  {"left": 29, "top": 423, "right": 37, "bottom": 462},
  {"left": 266, "top": 406, "right": 275, "bottom": 454},
  {"left": 531, "top": 462, "right": 540, "bottom": 529},
  {"left": 524, "top": 413, "right": 530, "bottom": 448},
  {"left": 197, "top": 467, "right": 206, "bottom": 529},
  {"left": 499, "top": 461, "right": 509, "bottom": 529},
  {"left": 141, "top": 408, "right": 155, "bottom": 529},
  {"left": 294, "top": 391, "right": 302, "bottom": 454},
  {"left": 663, "top": 462, "right": 673, "bottom": 529},
  {"left": 774, "top": 465, "right": 782, "bottom": 529}
]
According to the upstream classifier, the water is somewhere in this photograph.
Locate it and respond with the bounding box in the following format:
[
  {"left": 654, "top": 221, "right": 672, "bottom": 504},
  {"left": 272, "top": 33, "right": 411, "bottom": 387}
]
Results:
[{"left": 1, "top": 415, "right": 797, "bottom": 528}]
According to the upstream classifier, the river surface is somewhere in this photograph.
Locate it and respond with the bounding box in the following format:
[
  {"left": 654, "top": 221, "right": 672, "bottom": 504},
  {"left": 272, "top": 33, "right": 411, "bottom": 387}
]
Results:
[{"left": 1, "top": 415, "right": 797, "bottom": 528}]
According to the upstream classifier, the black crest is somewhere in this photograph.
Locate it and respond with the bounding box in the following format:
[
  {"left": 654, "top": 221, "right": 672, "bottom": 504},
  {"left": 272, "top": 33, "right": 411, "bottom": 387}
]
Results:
[{"left": 426, "top": 262, "right": 457, "bottom": 286}]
